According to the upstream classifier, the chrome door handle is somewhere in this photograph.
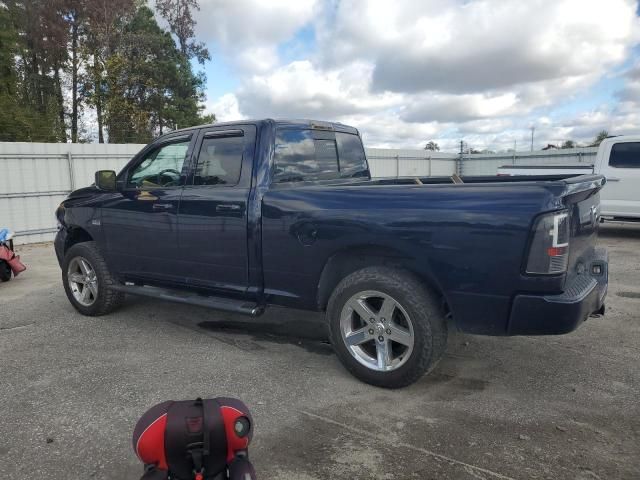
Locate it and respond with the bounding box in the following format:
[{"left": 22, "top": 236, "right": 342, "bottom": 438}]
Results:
[
  {"left": 216, "top": 204, "right": 241, "bottom": 211},
  {"left": 153, "top": 203, "right": 174, "bottom": 210},
  {"left": 607, "top": 177, "right": 620, "bottom": 182}
]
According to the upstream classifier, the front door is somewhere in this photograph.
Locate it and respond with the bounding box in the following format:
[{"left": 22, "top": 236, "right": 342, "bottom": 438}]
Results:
[
  {"left": 599, "top": 140, "right": 640, "bottom": 218},
  {"left": 178, "top": 125, "right": 256, "bottom": 294},
  {"left": 101, "top": 134, "right": 195, "bottom": 282}
]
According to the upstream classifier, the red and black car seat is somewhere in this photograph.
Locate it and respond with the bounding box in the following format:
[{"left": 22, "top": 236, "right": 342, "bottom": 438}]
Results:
[{"left": 132, "top": 397, "right": 253, "bottom": 480}]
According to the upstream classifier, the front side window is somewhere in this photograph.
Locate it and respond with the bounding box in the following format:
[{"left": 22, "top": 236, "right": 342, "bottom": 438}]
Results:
[
  {"left": 274, "top": 129, "right": 339, "bottom": 182},
  {"left": 336, "top": 132, "right": 368, "bottom": 178},
  {"left": 610, "top": 142, "right": 640, "bottom": 169},
  {"left": 129, "top": 140, "right": 190, "bottom": 188},
  {"left": 193, "top": 135, "right": 244, "bottom": 185}
]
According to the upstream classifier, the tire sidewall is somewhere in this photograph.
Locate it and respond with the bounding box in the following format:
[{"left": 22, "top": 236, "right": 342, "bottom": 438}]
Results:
[
  {"left": 62, "top": 243, "right": 108, "bottom": 315},
  {"left": 328, "top": 268, "right": 441, "bottom": 388}
]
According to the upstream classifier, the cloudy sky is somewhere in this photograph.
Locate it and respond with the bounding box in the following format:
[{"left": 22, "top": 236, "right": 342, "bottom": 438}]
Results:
[{"left": 183, "top": 0, "right": 640, "bottom": 152}]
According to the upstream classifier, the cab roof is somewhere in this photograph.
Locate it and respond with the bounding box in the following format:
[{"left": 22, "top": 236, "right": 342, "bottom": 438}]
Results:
[{"left": 162, "top": 118, "right": 359, "bottom": 138}]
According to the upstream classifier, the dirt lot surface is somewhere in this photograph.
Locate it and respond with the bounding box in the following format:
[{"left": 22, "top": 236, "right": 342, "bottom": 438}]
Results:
[{"left": 1, "top": 224, "right": 639, "bottom": 479}]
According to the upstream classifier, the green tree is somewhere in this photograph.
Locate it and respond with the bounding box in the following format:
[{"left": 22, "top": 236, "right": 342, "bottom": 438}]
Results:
[
  {"left": 3, "top": 0, "right": 68, "bottom": 141},
  {"left": 590, "top": 130, "right": 609, "bottom": 147},
  {"left": 424, "top": 140, "right": 440, "bottom": 151},
  {"left": 561, "top": 140, "right": 576, "bottom": 149},
  {"left": 0, "top": 0, "right": 213, "bottom": 144},
  {"left": 154, "top": 0, "right": 213, "bottom": 130},
  {"left": 155, "top": 0, "right": 210, "bottom": 64},
  {"left": 84, "top": 0, "right": 136, "bottom": 143},
  {"left": 104, "top": 5, "right": 211, "bottom": 143},
  {"left": 0, "top": 5, "right": 33, "bottom": 141}
]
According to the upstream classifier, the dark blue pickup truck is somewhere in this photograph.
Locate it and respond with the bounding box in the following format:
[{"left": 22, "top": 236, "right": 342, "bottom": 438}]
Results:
[{"left": 55, "top": 119, "right": 608, "bottom": 387}]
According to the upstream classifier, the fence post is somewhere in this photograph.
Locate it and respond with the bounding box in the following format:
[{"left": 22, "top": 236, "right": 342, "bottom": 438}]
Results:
[
  {"left": 396, "top": 154, "right": 400, "bottom": 177},
  {"left": 67, "top": 150, "right": 75, "bottom": 190},
  {"left": 428, "top": 155, "right": 432, "bottom": 177}
]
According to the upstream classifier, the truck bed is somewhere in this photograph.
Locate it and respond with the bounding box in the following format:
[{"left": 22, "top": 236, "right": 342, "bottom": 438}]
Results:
[
  {"left": 497, "top": 164, "right": 595, "bottom": 177},
  {"left": 369, "top": 173, "right": 598, "bottom": 185}
]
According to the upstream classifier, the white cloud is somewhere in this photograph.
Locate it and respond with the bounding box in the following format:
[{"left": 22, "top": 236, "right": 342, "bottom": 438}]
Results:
[
  {"left": 236, "top": 60, "right": 402, "bottom": 119},
  {"left": 339, "top": 113, "right": 441, "bottom": 148},
  {"left": 401, "top": 92, "right": 520, "bottom": 123},
  {"left": 195, "top": 0, "right": 640, "bottom": 151},
  {"left": 197, "top": 0, "right": 317, "bottom": 45},
  {"left": 195, "top": 0, "right": 317, "bottom": 72},
  {"left": 207, "top": 93, "right": 245, "bottom": 122},
  {"left": 317, "top": 0, "right": 639, "bottom": 94}
]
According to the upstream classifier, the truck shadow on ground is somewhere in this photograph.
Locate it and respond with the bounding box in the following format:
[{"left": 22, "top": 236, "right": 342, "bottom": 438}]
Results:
[
  {"left": 194, "top": 313, "right": 490, "bottom": 396},
  {"left": 127, "top": 296, "right": 587, "bottom": 398},
  {"left": 196, "top": 317, "right": 334, "bottom": 355},
  {"left": 127, "top": 295, "right": 490, "bottom": 377}
]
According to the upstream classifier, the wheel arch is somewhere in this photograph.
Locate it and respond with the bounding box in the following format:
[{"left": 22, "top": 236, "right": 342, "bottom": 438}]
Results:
[
  {"left": 316, "top": 245, "right": 448, "bottom": 313},
  {"left": 64, "top": 227, "right": 94, "bottom": 254}
]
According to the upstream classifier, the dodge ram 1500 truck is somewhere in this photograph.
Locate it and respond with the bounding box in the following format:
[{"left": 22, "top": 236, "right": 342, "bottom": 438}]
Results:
[{"left": 55, "top": 119, "right": 609, "bottom": 388}]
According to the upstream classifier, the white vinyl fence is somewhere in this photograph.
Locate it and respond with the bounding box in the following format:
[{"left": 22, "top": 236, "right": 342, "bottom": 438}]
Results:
[
  {"left": 365, "top": 148, "right": 457, "bottom": 177},
  {"left": 0, "top": 142, "right": 598, "bottom": 245},
  {"left": 0, "top": 142, "right": 145, "bottom": 244},
  {"left": 459, "top": 147, "right": 597, "bottom": 175}
]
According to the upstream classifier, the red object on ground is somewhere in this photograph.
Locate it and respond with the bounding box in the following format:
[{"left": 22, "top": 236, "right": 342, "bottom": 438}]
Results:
[
  {"left": 0, "top": 245, "right": 26, "bottom": 276},
  {"left": 132, "top": 397, "right": 255, "bottom": 480}
]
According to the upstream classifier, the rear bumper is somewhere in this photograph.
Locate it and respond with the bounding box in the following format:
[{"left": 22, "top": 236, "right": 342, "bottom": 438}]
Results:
[{"left": 507, "top": 248, "right": 608, "bottom": 335}]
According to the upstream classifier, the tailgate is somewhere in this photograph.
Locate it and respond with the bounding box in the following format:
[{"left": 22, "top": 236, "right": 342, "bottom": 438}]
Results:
[{"left": 562, "top": 175, "right": 606, "bottom": 278}]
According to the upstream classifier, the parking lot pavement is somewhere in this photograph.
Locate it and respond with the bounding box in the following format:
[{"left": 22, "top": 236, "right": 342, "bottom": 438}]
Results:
[{"left": 1, "top": 225, "right": 639, "bottom": 480}]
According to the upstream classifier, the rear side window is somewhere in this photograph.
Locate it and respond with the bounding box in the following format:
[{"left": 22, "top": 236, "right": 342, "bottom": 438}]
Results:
[
  {"left": 193, "top": 135, "right": 244, "bottom": 185},
  {"left": 610, "top": 142, "right": 640, "bottom": 168},
  {"left": 274, "top": 129, "right": 339, "bottom": 182},
  {"left": 336, "top": 132, "right": 368, "bottom": 178}
]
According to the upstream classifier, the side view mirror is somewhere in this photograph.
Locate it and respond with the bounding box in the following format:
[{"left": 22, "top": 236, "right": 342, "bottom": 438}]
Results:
[{"left": 95, "top": 170, "right": 117, "bottom": 191}]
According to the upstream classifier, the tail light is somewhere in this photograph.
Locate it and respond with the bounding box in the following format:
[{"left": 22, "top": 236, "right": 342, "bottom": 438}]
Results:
[{"left": 526, "top": 211, "right": 569, "bottom": 274}]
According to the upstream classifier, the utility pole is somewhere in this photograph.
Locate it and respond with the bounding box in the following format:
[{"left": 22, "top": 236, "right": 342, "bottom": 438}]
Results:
[{"left": 530, "top": 126, "right": 535, "bottom": 152}]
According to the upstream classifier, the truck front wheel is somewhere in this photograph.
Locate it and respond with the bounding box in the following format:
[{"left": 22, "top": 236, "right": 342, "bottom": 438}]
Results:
[
  {"left": 62, "top": 241, "right": 124, "bottom": 316},
  {"left": 327, "top": 267, "right": 447, "bottom": 388}
]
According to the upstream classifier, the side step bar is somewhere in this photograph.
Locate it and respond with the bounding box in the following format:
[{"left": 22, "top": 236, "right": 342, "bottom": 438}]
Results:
[{"left": 110, "top": 284, "right": 265, "bottom": 317}]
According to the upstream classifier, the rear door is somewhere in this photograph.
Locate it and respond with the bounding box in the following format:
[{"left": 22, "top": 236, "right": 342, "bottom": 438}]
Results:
[
  {"left": 598, "top": 139, "right": 640, "bottom": 218},
  {"left": 177, "top": 125, "right": 257, "bottom": 294}
]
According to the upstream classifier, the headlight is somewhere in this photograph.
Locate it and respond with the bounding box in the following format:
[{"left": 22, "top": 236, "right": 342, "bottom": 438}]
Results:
[{"left": 55, "top": 203, "right": 65, "bottom": 229}]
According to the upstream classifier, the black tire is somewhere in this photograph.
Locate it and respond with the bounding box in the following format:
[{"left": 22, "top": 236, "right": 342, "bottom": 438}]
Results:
[
  {"left": 0, "top": 260, "right": 11, "bottom": 282},
  {"left": 62, "top": 241, "right": 124, "bottom": 316},
  {"left": 327, "top": 266, "right": 447, "bottom": 388}
]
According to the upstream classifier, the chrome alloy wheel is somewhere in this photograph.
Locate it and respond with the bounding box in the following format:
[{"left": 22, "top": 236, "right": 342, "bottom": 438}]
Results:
[
  {"left": 340, "top": 290, "right": 415, "bottom": 372},
  {"left": 67, "top": 256, "right": 98, "bottom": 307}
]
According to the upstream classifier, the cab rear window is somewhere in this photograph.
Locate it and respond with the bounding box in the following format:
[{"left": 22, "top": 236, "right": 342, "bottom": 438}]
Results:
[
  {"left": 274, "top": 130, "right": 339, "bottom": 182},
  {"left": 273, "top": 129, "right": 367, "bottom": 182}
]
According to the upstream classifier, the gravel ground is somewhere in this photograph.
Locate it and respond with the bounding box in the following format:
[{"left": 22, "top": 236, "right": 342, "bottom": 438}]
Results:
[{"left": 1, "top": 224, "right": 639, "bottom": 480}]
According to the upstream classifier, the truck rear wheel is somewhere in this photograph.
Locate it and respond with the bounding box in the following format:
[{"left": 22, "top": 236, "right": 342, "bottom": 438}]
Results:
[
  {"left": 327, "top": 267, "right": 447, "bottom": 388},
  {"left": 62, "top": 241, "right": 124, "bottom": 316}
]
